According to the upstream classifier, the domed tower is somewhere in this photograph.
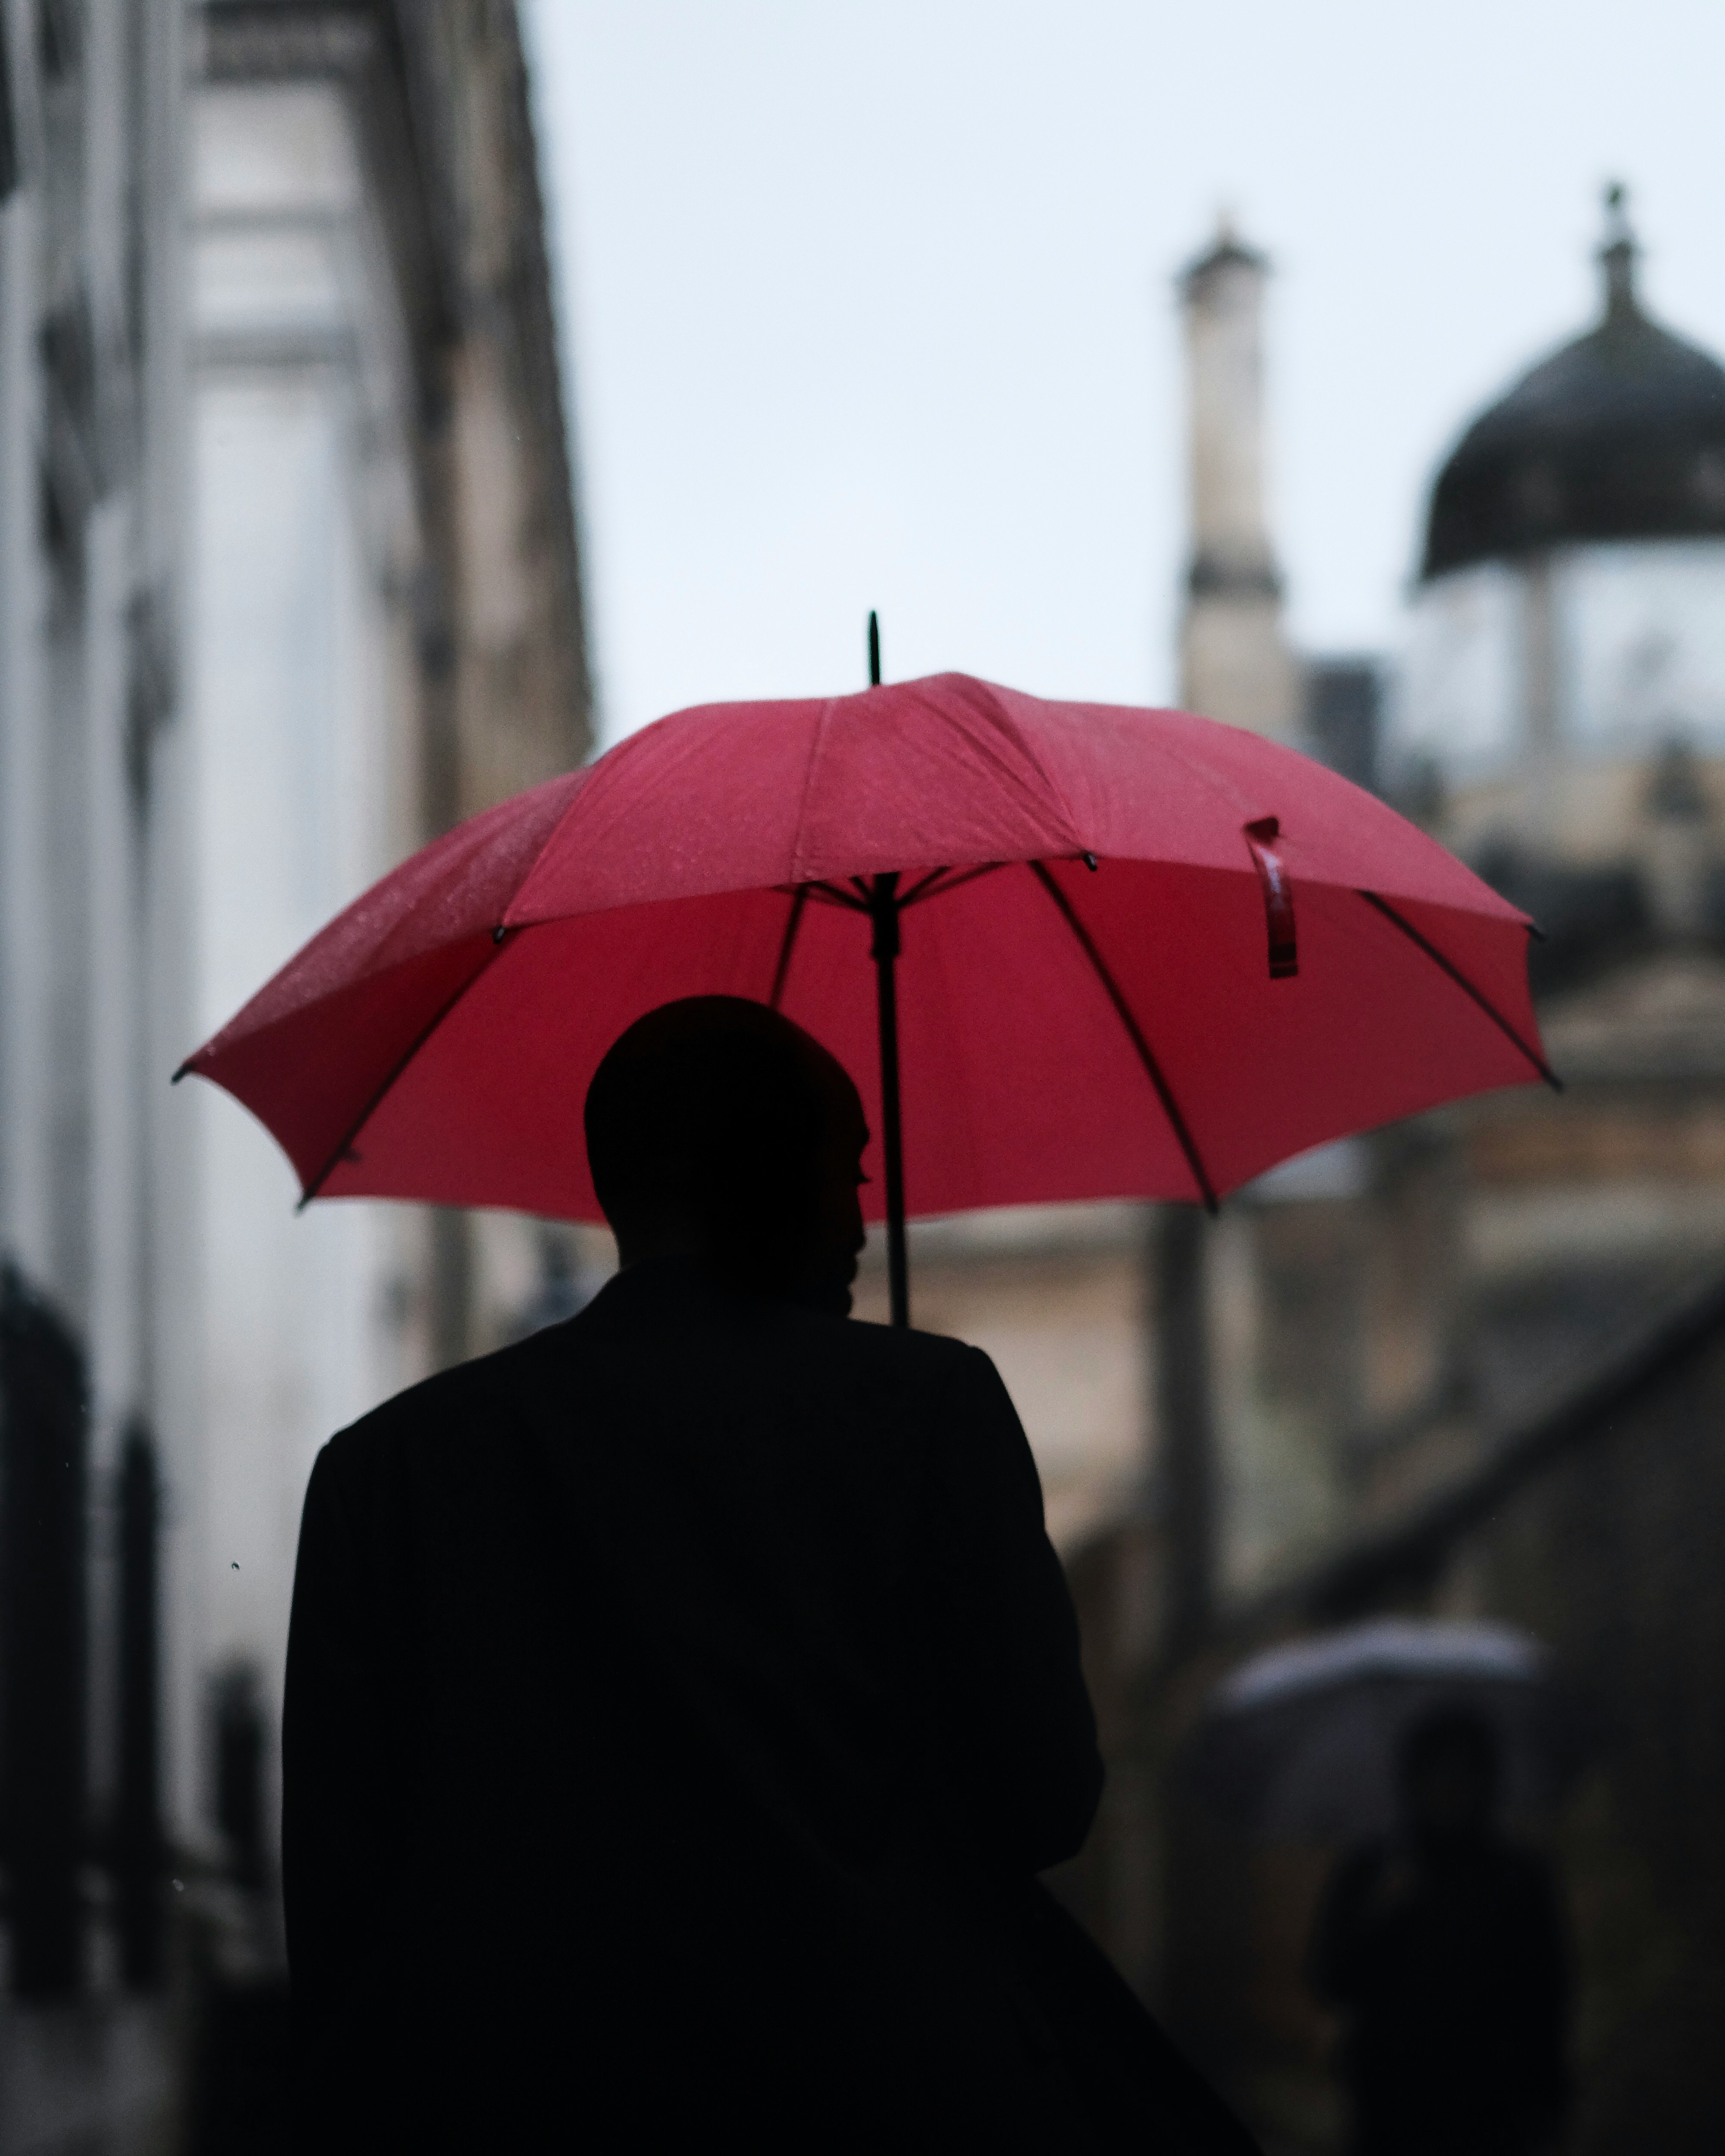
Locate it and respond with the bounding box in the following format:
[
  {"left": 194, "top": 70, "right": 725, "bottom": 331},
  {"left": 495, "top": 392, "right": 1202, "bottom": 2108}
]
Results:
[{"left": 1393, "top": 189, "right": 1725, "bottom": 945}]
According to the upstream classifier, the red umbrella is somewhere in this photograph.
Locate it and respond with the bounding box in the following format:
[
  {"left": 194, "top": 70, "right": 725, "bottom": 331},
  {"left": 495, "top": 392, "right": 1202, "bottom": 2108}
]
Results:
[{"left": 178, "top": 670, "right": 1553, "bottom": 1326}]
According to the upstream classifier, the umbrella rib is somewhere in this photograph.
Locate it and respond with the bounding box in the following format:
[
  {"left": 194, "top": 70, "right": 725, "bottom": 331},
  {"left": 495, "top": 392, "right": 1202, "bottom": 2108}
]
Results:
[
  {"left": 898, "top": 865, "right": 953, "bottom": 905},
  {"left": 785, "top": 881, "right": 869, "bottom": 913},
  {"left": 294, "top": 937, "right": 508, "bottom": 1211},
  {"left": 1028, "top": 860, "right": 1218, "bottom": 1213},
  {"left": 901, "top": 861, "right": 1011, "bottom": 908},
  {"left": 1357, "top": 890, "right": 1562, "bottom": 1091},
  {"left": 768, "top": 885, "right": 808, "bottom": 1010}
]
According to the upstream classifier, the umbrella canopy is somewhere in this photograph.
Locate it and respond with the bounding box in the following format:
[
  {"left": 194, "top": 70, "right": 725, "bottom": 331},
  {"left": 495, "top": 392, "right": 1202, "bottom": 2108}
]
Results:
[
  {"left": 1184, "top": 1619, "right": 1595, "bottom": 1841},
  {"left": 179, "top": 673, "right": 1551, "bottom": 1316}
]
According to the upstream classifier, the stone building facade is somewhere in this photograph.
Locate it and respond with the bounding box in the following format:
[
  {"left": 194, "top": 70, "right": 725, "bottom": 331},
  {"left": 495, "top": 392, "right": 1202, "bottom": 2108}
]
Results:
[
  {"left": 1068, "top": 195, "right": 1725, "bottom": 2156},
  {"left": 0, "top": 5, "right": 193, "bottom": 2138},
  {"left": 0, "top": 5, "right": 588, "bottom": 2147}
]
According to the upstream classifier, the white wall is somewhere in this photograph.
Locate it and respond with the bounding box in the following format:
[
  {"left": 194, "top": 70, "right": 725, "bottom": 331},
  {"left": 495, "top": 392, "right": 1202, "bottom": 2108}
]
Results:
[{"left": 172, "top": 79, "right": 435, "bottom": 1841}]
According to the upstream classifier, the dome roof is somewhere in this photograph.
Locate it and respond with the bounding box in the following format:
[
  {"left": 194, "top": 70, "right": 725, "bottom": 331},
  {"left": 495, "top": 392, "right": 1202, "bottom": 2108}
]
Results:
[{"left": 1422, "top": 193, "right": 1725, "bottom": 581}]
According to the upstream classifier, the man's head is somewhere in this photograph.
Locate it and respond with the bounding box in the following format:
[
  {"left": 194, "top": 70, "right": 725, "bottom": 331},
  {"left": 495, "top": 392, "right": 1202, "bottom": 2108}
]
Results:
[
  {"left": 1396, "top": 1705, "right": 1501, "bottom": 1844},
  {"left": 584, "top": 997, "right": 869, "bottom": 1315}
]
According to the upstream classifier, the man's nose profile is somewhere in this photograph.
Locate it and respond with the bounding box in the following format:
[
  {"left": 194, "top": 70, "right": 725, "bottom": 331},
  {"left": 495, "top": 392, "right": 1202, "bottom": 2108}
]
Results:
[{"left": 281, "top": 997, "right": 1259, "bottom": 2153}]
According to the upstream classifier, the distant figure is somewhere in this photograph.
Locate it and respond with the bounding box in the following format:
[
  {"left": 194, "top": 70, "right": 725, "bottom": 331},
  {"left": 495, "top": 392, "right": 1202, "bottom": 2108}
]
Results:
[
  {"left": 1310, "top": 1705, "right": 1571, "bottom": 2156},
  {"left": 284, "top": 997, "right": 1255, "bottom": 2152}
]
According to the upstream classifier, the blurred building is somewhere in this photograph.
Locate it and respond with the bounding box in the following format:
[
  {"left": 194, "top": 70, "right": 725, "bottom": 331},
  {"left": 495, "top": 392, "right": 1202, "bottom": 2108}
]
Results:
[
  {"left": 1396, "top": 185, "right": 1725, "bottom": 922},
  {"left": 0, "top": 3, "right": 588, "bottom": 2146},
  {"left": 1132, "top": 192, "right": 1725, "bottom": 2156},
  {"left": 1135, "top": 193, "right": 1725, "bottom": 1617},
  {"left": 1377, "top": 189, "right": 1725, "bottom": 1502},
  {"left": 0, "top": 6, "right": 191, "bottom": 2142}
]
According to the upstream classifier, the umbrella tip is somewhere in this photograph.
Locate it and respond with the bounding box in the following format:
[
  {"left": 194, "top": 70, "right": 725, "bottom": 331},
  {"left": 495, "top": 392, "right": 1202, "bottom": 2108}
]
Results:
[
  {"left": 171, "top": 1062, "right": 190, "bottom": 1086},
  {"left": 867, "top": 611, "right": 881, "bottom": 689}
]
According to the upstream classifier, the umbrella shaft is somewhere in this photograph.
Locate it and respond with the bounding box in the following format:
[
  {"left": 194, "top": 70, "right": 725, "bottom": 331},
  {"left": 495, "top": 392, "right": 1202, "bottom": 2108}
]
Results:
[{"left": 869, "top": 876, "right": 910, "bottom": 1329}]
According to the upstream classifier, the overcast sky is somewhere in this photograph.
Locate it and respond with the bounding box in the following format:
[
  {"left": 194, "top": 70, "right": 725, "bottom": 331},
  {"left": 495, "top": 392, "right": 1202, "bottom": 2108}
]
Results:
[{"left": 523, "top": 0, "right": 1725, "bottom": 749}]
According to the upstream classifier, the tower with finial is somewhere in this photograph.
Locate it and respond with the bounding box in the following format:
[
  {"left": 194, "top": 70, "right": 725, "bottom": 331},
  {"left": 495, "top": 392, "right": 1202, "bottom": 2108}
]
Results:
[{"left": 1177, "top": 215, "right": 1298, "bottom": 740}]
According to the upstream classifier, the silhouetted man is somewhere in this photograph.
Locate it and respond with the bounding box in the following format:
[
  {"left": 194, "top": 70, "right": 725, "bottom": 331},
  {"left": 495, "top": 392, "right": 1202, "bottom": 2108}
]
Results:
[
  {"left": 1310, "top": 1706, "right": 1571, "bottom": 2156},
  {"left": 285, "top": 997, "right": 1256, "bottom": 2151}
]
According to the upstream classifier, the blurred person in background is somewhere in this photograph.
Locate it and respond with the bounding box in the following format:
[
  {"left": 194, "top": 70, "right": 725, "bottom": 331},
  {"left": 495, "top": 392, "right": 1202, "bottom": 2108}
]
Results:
[
  {"left": 283, "top": 997, "right": 1255, "bottom": 2152},
  {"left": 1310, "top": 1705, "right": 1571, "bottom": 2156}
]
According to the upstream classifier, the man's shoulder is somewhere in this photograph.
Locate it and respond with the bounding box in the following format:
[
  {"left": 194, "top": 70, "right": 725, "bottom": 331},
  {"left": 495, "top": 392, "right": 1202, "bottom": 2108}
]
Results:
[
  {"left": 313, "top": 1302, "right": 994, "bottom": 1496},
  {"left": 768, "top": 1305, "right": 1003, "bottom": 1405},
  {"left": 819, "top": 1310, "right": 980, "bottom": 1375},
  {"left": 577, "top": 1264, "right": 986, "bottom": 1388},
  {"left": 317, "top": 1327, "right": 560, "bottom": 1482}
]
